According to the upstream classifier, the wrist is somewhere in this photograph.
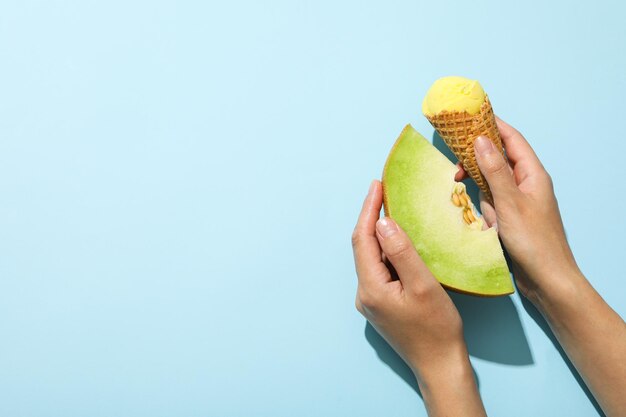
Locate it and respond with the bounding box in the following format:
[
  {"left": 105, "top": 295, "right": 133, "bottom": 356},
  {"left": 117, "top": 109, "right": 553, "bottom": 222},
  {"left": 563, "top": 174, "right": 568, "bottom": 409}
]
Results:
[
  {"left": 410, "top": 342, "right": 473, "bottom": 393},
  {"left": 528, "top": 266, "right": 588, "bottom": 316},
  {"left": 412, "top": 344, "right": 486, "bottom": 417},
  {"left": 530, "top": 265, "right": 585, "bottom": 308},
  {"left": 510, "top": 235, "right": 582, "bottom": 301}
]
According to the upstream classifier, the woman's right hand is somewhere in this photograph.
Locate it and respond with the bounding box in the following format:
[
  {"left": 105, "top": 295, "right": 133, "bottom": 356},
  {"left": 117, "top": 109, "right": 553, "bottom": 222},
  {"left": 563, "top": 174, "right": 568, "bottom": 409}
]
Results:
[
  {"left": 475, "top": 118, "right": 626, "bottom": 417},
  {"left": 472, "top": 118, "right": 582, "bottom": 303}
]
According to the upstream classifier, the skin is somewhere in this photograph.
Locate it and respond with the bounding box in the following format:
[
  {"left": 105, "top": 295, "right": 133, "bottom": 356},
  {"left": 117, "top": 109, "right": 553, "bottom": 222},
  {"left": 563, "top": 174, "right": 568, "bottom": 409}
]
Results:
[
  {"left": 352, "top": 181, "right": 487, "bottom": 417},
  {"left": 352, "top": 117, "right": 626, "bottom": 416},
  {"left": 473, "top": 118, "right": 626, "bottom": 417}
]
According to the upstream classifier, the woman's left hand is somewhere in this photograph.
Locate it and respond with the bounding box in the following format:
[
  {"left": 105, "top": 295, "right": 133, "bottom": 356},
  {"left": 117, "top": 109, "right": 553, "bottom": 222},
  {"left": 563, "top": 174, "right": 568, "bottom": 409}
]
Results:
[{"left": 352, "top": 180, "right": 486, "bottom": 417}]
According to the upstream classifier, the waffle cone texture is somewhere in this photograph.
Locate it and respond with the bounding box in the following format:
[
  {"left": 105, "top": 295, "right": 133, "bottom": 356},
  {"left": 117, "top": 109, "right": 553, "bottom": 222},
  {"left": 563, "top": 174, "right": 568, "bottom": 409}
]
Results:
[{"left": 425, "top": 96, "right": 504, "bottom": 202}]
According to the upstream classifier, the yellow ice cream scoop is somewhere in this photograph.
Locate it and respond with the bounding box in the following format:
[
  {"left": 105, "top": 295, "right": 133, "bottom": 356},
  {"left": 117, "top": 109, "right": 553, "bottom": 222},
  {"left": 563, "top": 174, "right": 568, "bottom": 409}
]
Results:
[
  {"left": 422, "top": 76, "right": 486, "bottom": 116},
  {"left": 422, "top": 76, "right": 504, "bottom": 202}
]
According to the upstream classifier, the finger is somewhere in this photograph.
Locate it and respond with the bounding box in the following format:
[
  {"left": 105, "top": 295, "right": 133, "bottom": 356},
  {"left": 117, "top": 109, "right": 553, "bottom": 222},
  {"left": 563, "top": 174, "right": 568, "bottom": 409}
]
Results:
[
  {"left": 475, "top": 136, "right": 520, "bottom": 203},
  {"left": 496, "top": 117, "right": 543, "bottom": 167},
  {"left": 479, "top": 191, "right": 497, "bottom": 230},
  {"left": 496, "top": 117, "right": 547, "bottom": 185},
  {"left": 454, "top": 162, "right": 468, "bottom": 182},
  {"left": 375, "top": 217, "right": 434, "bottom": 289},
  {"left": 352, "top": 180, "right": 392, "bottom": 287}
]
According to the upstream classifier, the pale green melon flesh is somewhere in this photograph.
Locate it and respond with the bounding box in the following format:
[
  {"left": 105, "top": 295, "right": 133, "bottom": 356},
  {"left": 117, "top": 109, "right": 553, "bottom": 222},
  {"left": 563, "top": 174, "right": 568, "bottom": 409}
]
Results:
[{"left": 382, "top": 125, "right": 514, "bottom": 296}]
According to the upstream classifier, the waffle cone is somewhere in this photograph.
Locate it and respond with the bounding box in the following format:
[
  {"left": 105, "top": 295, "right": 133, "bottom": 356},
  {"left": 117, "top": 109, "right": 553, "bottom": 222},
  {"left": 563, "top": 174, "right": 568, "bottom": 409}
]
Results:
[{"left": 425, "top": 96, "right": 504, "bottom": 202}]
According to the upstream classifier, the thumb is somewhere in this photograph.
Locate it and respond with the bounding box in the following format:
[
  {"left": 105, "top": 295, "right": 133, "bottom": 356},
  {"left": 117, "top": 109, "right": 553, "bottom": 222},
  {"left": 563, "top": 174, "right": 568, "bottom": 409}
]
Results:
[
  {"left": 474, "top": 136, "right": 518, "bottom": 203},
  {"left": 375, "top": 217, "right": 435, "bottom": 289}
]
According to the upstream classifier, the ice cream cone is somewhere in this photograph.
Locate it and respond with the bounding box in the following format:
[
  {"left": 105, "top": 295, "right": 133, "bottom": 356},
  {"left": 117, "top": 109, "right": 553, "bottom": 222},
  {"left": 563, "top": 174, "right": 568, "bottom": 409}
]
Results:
[{"left": 425, "top": 96, "right": 504, "bottom": 202}]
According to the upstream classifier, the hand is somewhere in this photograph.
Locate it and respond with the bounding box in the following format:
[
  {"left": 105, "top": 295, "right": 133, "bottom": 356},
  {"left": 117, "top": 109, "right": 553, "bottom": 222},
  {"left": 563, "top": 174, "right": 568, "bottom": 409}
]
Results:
[
  {"left": 471, "top": 118, "right": 581, "bottom": 302},
  {"left": 471, "top": 118, "right": 626, "bottom": 417},
  {"left": 352, "top": 180, "right": 464, "bottom": 373},
  {"left": 352, "top": 181, "right": 486, "bottom": 416}
]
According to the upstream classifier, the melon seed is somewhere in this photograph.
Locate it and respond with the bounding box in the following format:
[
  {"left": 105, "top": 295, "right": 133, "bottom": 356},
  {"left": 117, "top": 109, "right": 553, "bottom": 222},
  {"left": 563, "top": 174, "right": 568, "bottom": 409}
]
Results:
[{"left": 459, "top": 193, "right": 469, "bottom": 208}]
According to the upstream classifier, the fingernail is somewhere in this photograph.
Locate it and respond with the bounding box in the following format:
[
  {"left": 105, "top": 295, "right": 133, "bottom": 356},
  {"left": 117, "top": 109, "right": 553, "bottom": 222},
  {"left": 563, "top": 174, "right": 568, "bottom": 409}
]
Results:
[
  {"left": 475, "top": 136, "right": 495, "bottom": 157},
  {"left": 376, "top": 217, "right": 398, "bottom": 238}
]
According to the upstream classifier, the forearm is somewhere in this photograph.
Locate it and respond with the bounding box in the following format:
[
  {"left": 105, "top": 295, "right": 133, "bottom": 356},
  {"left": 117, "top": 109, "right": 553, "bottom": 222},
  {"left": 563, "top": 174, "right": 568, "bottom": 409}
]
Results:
[
  {"left": 412, "top": 347, "right": 487, "bottom": 417},
  {"left": 532, "top": 269, "right": 626, "bottom": 417}
]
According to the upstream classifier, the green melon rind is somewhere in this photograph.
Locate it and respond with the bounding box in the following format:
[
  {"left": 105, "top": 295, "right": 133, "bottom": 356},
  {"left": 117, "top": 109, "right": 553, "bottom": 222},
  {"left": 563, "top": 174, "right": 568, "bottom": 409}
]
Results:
[{"left": 382, "top": 124, "right": 514, "bottom": 296}]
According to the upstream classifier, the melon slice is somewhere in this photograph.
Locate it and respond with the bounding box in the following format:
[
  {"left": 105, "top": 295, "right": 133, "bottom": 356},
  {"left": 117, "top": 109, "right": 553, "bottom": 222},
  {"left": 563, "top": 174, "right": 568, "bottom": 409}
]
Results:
[{"left": 382, "top": 124, "right": 514, "bottom": 296}]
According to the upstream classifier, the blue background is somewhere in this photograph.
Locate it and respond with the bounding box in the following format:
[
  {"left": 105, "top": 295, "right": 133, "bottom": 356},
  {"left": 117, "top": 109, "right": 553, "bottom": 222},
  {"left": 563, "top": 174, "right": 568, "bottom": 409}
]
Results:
[{"left": 1, "top": 0, "right": 624, "bottom": 416}]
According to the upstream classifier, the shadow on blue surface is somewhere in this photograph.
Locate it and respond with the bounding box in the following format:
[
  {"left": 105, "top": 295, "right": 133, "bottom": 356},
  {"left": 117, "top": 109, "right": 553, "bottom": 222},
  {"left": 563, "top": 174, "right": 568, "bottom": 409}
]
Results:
[
  {"left": 449, "top": 292, "right": 533, "bottom": 365},
  {"left": 364, "top": 323, "right": 422, "bottom": 396},
  {"left": 363, "top": 288, "right": 533, "bottom": 396},
  {"left": 364, "top": 322, "right": 481, "bottom": 397}
]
